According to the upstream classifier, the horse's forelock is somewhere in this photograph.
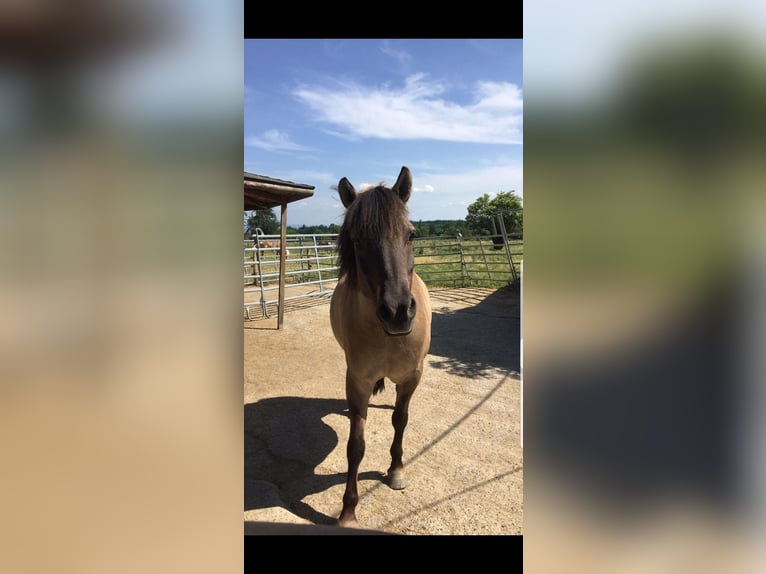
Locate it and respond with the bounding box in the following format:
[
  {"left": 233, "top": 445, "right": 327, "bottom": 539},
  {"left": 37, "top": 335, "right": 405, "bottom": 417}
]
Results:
[{"left": 337, "top": 185, "right": 410, "bottom": 280}]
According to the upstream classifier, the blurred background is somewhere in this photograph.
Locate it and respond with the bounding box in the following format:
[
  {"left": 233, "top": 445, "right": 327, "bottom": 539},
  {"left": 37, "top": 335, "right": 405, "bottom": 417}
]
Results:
[
  {"left": 524, "top": 1, "right": 766, "bottom": 572},
  {"left": 2, "top": 0, "right": 765, "bottom": 570},
  {"left": 0, "top": 1, "right": 243, "bottom": 571}
]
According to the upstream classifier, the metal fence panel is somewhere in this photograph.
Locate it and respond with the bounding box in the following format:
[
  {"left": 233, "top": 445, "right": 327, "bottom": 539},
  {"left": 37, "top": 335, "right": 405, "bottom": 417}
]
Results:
[{"left": 244, "top": 232, "right": 522, "bottom": 320}]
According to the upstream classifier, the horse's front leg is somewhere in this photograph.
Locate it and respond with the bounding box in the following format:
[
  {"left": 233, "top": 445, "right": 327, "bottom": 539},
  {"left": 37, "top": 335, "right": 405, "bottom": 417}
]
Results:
[
  {"left": 388, "top": 375, "right": 420, "bottom": 490},
  {"left": 338, "top": 372, "right": 373, "bottom": 527}
]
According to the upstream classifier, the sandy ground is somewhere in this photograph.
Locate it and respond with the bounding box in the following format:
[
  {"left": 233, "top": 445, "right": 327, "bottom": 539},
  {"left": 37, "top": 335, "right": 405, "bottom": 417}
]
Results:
[{"left": 244, "top": 286, "right": 522, "bottom": 535}]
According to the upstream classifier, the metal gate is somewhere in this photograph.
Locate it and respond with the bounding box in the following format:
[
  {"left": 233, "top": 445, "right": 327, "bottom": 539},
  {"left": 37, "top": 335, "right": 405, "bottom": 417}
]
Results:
[{"left": 243, "top": 233, "right": 339, "bottom": 320}]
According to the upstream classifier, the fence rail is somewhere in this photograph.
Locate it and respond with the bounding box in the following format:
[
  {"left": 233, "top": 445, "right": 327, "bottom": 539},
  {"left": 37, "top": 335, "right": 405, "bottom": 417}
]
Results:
[
  {"left": 413, "top": 235, "right": 521, "bottom": 288},
  {"left": 244, "top": 232, "right": 522, "bottom": 320},
  {"left": 244, "top": 233, "right": 339, "bottom": 320}
]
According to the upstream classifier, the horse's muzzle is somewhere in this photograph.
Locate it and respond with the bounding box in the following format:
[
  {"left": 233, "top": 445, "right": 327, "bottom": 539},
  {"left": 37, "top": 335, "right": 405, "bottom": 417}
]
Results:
[{"left": 377, "top": 296, "right": 417, "bottom": 336}]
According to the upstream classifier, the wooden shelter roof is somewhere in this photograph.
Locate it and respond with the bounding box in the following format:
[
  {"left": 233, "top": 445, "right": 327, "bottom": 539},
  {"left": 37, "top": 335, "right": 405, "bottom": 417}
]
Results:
[{"left": 244, "top": 172, "right": 315, "bottom": 210}]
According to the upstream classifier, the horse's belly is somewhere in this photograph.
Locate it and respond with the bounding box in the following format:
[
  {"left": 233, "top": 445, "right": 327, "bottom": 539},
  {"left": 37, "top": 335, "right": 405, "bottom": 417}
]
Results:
[{"left": 340, "top": 349, "right": 413, "bottom": 385}]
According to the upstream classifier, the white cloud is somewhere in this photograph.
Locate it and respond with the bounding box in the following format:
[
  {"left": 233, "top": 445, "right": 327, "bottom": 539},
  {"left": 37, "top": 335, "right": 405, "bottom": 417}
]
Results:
[
  {"left": 473, "top": 82, "right": 524, "bottom": 110},
  {"left": 380, "top": 40, "right": 413, "bottom": 67},
  {"left": 403, "top": 163, "right": 523, "bottom": 221},
  {"left": 417, "top": 164, "right": 524, "bottom": 199},
  {"left": 414, "top": 184, "right": 435, "bottom": 193},
  {"left": 292, "top": 74, "right": 522, "bottom": 144},
  {"left": 245, "top": 129, "right": 310, "bottom": 152}
]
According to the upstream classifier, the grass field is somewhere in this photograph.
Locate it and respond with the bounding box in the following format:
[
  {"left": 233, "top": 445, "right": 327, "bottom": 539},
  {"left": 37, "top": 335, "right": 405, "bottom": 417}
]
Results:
[{"left": 414, "top": 236, "right": 522, "bottom": 288}]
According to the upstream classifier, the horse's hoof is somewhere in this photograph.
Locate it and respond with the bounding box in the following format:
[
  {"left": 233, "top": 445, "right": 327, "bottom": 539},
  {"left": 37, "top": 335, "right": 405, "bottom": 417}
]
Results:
[
  {"left": 388, "top": 470, "right": 407, "bottom": 490},
  {"left": 337, "top": 514, "right": 358, "bottom": 527}
]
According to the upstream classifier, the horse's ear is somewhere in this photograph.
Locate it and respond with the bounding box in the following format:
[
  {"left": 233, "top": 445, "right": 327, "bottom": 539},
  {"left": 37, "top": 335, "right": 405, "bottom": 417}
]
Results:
[
  {"left": 392, "top": 166, "right": 412, "bottom": 203},
  {"left": 338, "top": 177, "right": 357, "bottom": 208}
]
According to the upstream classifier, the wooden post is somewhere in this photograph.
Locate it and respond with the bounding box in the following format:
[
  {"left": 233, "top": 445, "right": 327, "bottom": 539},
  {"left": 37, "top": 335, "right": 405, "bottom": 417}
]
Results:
[{"left": 278, "top": 202, "right": 287, "bottom": 329}]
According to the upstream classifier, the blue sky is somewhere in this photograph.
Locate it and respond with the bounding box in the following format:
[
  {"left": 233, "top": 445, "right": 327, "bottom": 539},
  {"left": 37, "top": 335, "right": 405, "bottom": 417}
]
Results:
[{"left": 244, "top": 39, "right": 523, "bottom": 227}]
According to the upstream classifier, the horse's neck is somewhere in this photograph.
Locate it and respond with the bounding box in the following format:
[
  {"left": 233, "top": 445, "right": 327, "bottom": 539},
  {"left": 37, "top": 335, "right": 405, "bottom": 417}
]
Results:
[{"left": 344, "top": 275, "right": 377, "bottom": 318}]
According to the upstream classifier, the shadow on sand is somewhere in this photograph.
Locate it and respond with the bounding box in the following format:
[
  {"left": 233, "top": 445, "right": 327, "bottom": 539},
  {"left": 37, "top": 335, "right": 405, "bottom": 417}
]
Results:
[
  {"left": 428, "top": 287, "right": 520, "bottom": 378},
  {"left": 244, "top": 398, "right": 390, "bottom": 525}
]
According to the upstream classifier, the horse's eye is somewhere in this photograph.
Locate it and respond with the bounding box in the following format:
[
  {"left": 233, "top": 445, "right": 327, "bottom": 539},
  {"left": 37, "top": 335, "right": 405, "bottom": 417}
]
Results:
[{"left": 408, "top": 231, "right": 416, "bottom": 242}]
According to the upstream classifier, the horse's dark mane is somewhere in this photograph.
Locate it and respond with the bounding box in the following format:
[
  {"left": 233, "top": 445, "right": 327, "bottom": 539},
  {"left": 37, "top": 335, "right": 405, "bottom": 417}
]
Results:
[{"left": 337, "top": 184, "right": 410, "bottom": 281}]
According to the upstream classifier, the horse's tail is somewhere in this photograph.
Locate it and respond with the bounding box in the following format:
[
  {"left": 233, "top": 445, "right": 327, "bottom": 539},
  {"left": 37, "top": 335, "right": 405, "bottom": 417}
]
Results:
[{"left": 372, "top": 379, "right": 385, "bottom": 395}]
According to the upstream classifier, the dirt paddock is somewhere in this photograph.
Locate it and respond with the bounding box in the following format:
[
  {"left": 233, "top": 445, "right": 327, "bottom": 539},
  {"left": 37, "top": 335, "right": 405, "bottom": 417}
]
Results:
[{"left": 244, "top": 286, "right": 522, "bottom": 535}]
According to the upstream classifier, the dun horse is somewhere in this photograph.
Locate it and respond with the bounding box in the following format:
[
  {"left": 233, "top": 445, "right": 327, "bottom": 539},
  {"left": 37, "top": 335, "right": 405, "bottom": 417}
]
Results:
[
  {"left": 330, "top": 166, "right": 432, "bottom": 527},
  {"left": 256, "top": 240, "right": 289, "bottom": 259}
]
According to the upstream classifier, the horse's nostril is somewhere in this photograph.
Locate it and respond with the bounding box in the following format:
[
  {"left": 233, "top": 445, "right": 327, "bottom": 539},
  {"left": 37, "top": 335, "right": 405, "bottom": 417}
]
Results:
[{"left": 378, "top": 303, "right": 393, "bottom": 322}]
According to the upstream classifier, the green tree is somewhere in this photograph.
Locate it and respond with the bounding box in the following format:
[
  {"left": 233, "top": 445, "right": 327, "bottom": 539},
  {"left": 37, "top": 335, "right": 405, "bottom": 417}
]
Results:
[
  {"left": 245, "top": 209, "right": 280, "bottom": 237},
  {"left": 466, "top": 191, "right": 523, "bottom": 236},
  {"left": 443, "top": 221, "right": 462, "bottom": 237}
]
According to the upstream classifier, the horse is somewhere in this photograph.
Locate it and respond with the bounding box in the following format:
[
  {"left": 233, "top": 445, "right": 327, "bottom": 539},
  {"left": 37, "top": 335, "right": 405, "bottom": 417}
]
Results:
[
  {"left": 256, "top": 240, "right": 290, "bottom": 259},
  {"left": 330, "top": 166, "right": 432, "bottom": 527}
]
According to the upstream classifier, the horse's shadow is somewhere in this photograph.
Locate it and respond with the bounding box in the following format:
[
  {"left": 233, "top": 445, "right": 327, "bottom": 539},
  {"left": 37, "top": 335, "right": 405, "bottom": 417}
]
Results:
[{"left": 244, "top": 397, "right": 387, "bottom": 525}]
